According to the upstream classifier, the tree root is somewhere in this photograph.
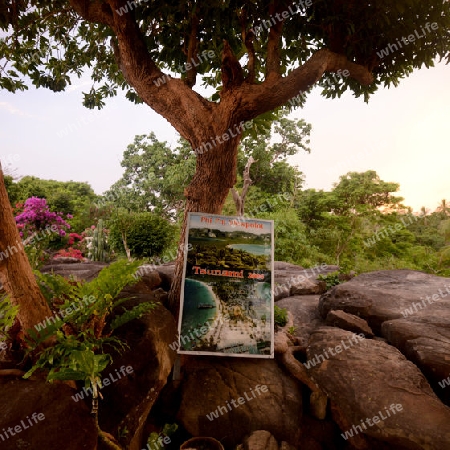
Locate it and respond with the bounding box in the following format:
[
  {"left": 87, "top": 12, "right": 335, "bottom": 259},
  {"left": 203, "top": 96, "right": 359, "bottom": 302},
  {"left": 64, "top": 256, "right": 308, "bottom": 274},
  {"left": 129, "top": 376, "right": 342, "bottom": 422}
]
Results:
[
  {"left": 275, "top": 332, "right": 321, "bottom": 393},
  {"left": 97, "top": 425, "right": 124, "bottom": 450},
  {"left": 0, "top": 369, "right": 25, "bottom": 377},
  {"left": 275, "top": 332, "right": 329, "bottom": 419},
  {"left": 279, "top": 346, "right": 321, "bottom": 393}
]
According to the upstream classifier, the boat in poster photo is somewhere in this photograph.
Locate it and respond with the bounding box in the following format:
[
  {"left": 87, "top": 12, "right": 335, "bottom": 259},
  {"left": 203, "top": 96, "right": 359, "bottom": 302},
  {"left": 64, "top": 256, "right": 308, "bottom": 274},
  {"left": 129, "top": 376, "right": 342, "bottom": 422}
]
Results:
[{"left": 177, "top": 212, "right": 274, "bottom": 358}]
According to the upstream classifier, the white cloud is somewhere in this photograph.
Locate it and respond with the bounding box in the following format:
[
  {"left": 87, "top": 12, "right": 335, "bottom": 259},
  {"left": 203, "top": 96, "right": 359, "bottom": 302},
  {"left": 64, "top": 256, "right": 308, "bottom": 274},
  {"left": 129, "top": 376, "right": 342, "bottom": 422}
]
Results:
[{"left": 0, "top": 101, "right": 33, "bottom": 118}]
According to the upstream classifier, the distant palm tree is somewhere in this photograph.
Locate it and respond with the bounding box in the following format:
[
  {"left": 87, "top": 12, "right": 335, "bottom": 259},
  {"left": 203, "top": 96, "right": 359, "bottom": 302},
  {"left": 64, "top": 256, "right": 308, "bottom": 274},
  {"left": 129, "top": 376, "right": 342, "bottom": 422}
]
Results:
[
  {"left": 437, "top": 199, "right": 450, "bottom": 217},
  {"left": 420, "top": 206, "right": 429, "bottom": 225}
]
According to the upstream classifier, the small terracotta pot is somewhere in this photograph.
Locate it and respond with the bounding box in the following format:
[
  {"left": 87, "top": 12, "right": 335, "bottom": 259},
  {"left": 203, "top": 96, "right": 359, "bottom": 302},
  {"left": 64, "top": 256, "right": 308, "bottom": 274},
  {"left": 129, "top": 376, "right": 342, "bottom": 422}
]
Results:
[{"left": 180, "top": 436, "right": 225, "bottom": 450}]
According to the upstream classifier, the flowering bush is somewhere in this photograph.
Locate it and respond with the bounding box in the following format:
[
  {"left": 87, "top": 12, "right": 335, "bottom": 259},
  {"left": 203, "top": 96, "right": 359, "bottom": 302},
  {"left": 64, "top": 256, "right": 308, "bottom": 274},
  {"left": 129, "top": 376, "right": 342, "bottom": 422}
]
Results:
[
  {"left": 15, "top": 197, "right": 72, "bottom": 268},
  {"left": 15, "top": 197, "right": 71, "bottom": 237},
  {"left": 54, "top": 248, "right": 84, "bottom": 260},
  {"left": 68, "top": 233, "right": 83, "bottom": 246}
]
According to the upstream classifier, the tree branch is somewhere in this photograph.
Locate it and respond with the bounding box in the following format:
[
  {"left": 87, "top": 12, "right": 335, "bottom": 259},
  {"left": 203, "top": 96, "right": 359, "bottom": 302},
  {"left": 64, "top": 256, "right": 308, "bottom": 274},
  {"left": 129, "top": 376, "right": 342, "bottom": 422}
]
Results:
[
  {"left": 68, "top": 0, "right": 113, "bottom": 27},
  {"left": 266, "top": 2, "right": 284, "bottom": 79},
  {"left": 184, "top": 14, "right": 199, "bottom": 88},
  {"left": 239, "top": 156, "right": 256, "bottom": 211},
  {"left": 231, "top": 188, "right": 242, "bottom": 215},
  {"left": 234, "top": 48, "right": 374, "bottom": 120},
  {"left": 69, "top": 0, "right": 216, "bottom": 144},
  {"left": 239, "top": 8, "right": 256, "bottom": 83},
  {"left": 244, "top": 29, "right": 256, "bottom": 83},
  {"left": 221, "top": 40, "right": 244, "bottom": 92}
]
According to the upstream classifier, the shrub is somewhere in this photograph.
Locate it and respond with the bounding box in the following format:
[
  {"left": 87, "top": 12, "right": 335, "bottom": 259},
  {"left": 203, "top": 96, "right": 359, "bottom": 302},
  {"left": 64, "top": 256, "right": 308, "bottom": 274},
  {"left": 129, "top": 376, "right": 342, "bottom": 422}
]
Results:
[
  {"left": 317, "top": 271, "right": 341, "bottom": 291},
  {"left": 258, "top": 208, "right": 330, "bottom": 267},
  {"left": 109, "top": 212, "right": 174, "bottom": 258},
  {"left": 15, "top": 197, "right": 72, "bottom": 267},
  {"left": 26, "top": 260, "right": 156, "bottom": 419},
  {"left": 274, "top": 305, "right": 288, "bottom": 327},
  {"left": 0, "top": 296, "right": 19, "bottom": 350},
  {"left": 54, "top": 248, "right": 84, "bottom": 260}
]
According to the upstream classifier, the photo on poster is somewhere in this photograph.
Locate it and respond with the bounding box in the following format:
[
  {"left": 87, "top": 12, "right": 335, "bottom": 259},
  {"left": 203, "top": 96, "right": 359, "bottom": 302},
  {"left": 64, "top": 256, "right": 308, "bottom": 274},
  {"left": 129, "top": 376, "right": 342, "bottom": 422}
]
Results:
[{"left": 177, "top": 212, "right": 274, "bottom": 358}]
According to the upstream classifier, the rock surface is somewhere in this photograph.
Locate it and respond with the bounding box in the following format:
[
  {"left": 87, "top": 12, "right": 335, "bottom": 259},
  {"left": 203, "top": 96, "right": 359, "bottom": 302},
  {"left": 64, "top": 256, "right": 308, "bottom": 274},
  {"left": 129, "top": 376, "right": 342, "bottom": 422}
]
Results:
[
  {"left": 381, "top": 318, "right": 450, "bottom": 405},
  {"left": 318, "top": 269, "right": 450, "bottom": 405},
  {"left": 274, "top": 263, "right": 339, "bottom": 301},
  {"left": 7, "top": 260, "right": 450, "bottom": 449},
  {"left": 305, "top": 326, "right": 450, "bottom": 450},
  {"left": 236, "top": 430, "right": 298, "bottom": 450},
  {"left": 318, "top": 270, "right": 450, "bottom": 332},
  {"left": 99, "top": 295, "right": 177, "bottom": 450},
  {"left": 325, "top": 310, "right": 374, "bottom": 337},
  {"left": 0, "top": 377, "right": 97, "bottom": 450},
  {"left": 276, "top": 295, "right": 324, "bottom": 347},
  {"left": 41, "top": 260, "right": 108, "bottom": 281},
  {"left": 177, "top": 358, "right": 302, "bottom": 448},
  {"left": 36, "top": 258, "right": 178, "bottom": 450}
]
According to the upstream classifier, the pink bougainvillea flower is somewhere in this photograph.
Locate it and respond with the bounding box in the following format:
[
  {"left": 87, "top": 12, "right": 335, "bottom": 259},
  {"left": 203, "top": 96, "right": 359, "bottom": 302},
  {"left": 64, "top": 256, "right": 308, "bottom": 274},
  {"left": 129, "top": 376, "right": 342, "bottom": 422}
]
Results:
[{"left": 15, "top": 197, "right": 71, "bottom": 239}]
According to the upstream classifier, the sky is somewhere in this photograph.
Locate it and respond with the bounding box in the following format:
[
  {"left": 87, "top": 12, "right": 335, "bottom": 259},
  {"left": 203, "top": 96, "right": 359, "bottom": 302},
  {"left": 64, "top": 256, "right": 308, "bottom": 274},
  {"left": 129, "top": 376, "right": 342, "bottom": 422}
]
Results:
[{"left": 0, "top": 59, "right": 449, "bottom": 213}]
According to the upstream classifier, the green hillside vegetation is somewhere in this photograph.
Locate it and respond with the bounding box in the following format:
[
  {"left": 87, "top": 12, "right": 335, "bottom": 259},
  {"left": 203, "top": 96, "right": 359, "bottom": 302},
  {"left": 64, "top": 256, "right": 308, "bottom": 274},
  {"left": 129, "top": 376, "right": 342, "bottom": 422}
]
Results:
[
  {"left": 5, "top": 120, "right": 449, "bottom": 277},
  {"left": 187, "top": 244, "right": 270, "bottom": 272}
]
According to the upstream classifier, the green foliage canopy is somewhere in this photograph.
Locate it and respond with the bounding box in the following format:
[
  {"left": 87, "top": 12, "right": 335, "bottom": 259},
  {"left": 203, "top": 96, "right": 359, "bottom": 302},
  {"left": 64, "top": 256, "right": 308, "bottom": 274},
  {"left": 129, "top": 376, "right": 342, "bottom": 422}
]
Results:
[
  {"left": 0, "top": 1, "right": 449, "bottom": 106},
  {"left": 106, "top": 133, "right": 195, "bottom": 219}
]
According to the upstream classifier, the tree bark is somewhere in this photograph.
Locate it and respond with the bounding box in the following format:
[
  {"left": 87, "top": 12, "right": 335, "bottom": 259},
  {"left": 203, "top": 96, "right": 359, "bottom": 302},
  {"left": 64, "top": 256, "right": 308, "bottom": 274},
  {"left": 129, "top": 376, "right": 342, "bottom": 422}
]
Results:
[
  {"left": 168, "top": 122, "right": 242, "bottom": 317},
  {"left": 0, "top": 164, "right": 52, "bottom": 336},
  {"left": 121, "top": 230, "right": 132, "bottom": 261}
]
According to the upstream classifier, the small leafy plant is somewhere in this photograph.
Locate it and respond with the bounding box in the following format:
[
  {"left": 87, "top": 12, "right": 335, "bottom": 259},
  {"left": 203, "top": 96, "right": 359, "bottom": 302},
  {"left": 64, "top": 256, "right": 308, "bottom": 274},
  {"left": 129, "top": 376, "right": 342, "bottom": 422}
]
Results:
[
  {"left": 274, "top": 305, "right": 288, "bottom": 327},
  {"left": 24, "top": 260, "right": 156, "bottom": 421},
  {"left": 0, "top": 296, "right": 19, "bottom": 350},
  {"left": 146, "top": 423, "right": 178, "bottom": 449},
  {"left": 317, "top": 271, "right": 341, "bottom": 291}
]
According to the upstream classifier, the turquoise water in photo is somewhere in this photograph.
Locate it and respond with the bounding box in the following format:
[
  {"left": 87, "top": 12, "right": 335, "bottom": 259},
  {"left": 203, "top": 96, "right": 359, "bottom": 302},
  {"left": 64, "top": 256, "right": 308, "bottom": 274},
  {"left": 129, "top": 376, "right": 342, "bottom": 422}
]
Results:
[
  {"left": 180, "top": 279, "right": 217, "bottom": 343},
  {"left": 228, "top": 243, "right": 271, "bottom": 255}
]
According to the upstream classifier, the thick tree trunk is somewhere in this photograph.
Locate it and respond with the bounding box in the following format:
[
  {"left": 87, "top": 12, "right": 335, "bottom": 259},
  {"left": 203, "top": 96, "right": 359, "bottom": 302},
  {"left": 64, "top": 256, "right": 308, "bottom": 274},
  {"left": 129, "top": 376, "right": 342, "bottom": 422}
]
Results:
[
  {"left": 168, "top": 123, "right": 242, "bottom": 317},
  {"left": 0, "top": 164, "right": 52, "bottom": 336}
]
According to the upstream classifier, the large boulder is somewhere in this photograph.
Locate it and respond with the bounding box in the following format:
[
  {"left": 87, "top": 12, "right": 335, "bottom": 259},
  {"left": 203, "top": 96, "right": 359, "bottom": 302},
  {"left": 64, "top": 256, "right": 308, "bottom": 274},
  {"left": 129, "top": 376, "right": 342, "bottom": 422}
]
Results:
[
  {"left": 236, "top": 430, "right": 297, "bottom": 450},
  {"left": 305, "top": 326, "right": 450, "bottom": 450},
  {"left": 40, "top": 261, "right": 178, "bottom": 450},
  {"left": 0, "top": 377, "right": 97, "bottom": 450},
  {"left": 274, "top": 264, "right": 339, "bottom": 300},
  {"left": 155, "top": 262, "right": 176, "bottom": 291},
  {"left": 318, "top": 270, "right": 450, "bottom": 404},
  {"left": 41, "top": 260, "right": 108, "bottom": 281},
  {"left": 98, "top": 297, "right": 178, "bottom": 450},
  {"left": 177, "top": 358, "right": 302, "bottom": 448},
  {"left": 318, "top": 270, "right": 450, "bottom": 333},
  {"left": 276, "top": 295, "right": 324, "bottom": 347},
  {"left": 381, "top": 318, "right": 450, "bottom": 405},
  {"left": 325, "top": 310, "right": 374, "bottom": 338}
]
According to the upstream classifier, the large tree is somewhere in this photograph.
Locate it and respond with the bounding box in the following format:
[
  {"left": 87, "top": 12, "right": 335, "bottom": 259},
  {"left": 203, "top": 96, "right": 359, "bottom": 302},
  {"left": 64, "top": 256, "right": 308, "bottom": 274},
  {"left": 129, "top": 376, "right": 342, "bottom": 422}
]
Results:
[
  {"left": 1, "top": 1, "right": 449, "bottom": 316},
  {"left": 106, "top": 133, "right": 196, "bottom": 219},
  {"left": 0, "top": 164, "right": 52, "bottom": 334}
]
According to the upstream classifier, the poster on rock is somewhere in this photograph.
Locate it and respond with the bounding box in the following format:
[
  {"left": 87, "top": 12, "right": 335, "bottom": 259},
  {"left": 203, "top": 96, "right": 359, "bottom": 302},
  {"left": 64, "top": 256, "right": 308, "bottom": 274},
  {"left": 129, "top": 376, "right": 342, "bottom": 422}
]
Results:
[{"left": 177, "top": 212, "right": 274, "bottom": 358}]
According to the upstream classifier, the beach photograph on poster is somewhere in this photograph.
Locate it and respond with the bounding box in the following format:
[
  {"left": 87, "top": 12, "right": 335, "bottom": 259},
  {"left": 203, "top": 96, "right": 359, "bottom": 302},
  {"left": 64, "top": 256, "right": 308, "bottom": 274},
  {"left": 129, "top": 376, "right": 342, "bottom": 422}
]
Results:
[{"left": 177, "top": 213, "right": 274, "bottom": 358}]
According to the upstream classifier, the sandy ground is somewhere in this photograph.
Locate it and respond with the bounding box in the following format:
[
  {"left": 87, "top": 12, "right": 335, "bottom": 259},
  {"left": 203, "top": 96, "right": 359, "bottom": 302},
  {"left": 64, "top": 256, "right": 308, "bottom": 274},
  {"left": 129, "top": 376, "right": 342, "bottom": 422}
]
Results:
[{"left": 202, "top": 284, "right": 271, "bottom": 352}]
